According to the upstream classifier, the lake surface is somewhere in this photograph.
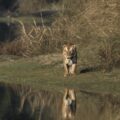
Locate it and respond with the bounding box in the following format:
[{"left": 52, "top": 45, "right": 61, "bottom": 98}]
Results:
[{"left": 0, "top": 83, "right": 120, "bottom": 120}]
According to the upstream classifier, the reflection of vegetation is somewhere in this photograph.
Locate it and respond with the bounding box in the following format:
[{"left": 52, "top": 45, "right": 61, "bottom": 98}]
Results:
[
  {"left": 1, "top": 82, "right": 120, "bottom": 120},
  {"left": 0, "top": 84, "right": 62, "bottom": 120},
  {"left": 0, "top": 86, "right": 10, "bottom": 119}
]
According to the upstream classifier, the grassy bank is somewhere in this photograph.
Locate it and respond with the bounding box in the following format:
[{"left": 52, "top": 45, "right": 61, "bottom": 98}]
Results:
[{"left": 0, "top": 55, "right": 119, "bottom": 94}]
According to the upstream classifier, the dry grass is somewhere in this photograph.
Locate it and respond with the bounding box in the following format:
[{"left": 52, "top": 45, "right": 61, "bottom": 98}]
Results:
[
  {"left": 0, "top": 19, "right": 63, "bottom": 56},
  {"left": 98, "top": 38, "right": 120, "bottom": 71},
  {"left": 0, "top": 0, "right": 120, "bottom": 70}
]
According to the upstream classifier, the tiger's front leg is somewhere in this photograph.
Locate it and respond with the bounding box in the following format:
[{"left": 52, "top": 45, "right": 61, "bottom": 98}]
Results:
[
  {"left": 70, "top": 64, "right": 77, "bottom": 75},
  {"left": 64, "top": 63, "right": 70, "bottom": 77}
]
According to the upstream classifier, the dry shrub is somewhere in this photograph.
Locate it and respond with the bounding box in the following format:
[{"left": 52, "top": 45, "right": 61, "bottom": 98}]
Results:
[
  {"left": 51, "top": 0, "right": 120, "bottom": 69},
  {"left": 0, "top": 0, "right": 120, "bottom": 70},
  {"left": 0, "top": 40, "right": 26, "bottom": 56},
  {"left": 98, "top": 38, "right": 120, "bottom": 71},
  {"left": 14, "top": 20, "right": 58, "bottom": 56},
  {"left": 0, "top": 14, "right": 82, "bottom": 56},
  {"left": 0, "top": 18, "right": 64, "bottom": 56}
]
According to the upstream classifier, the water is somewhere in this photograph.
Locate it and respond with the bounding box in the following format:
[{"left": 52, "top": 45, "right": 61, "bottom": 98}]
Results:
[{"left": 0, "top": 83, "right": 120, "bottom": 120}]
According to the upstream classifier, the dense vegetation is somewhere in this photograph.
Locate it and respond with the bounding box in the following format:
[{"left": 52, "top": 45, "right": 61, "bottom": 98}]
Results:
[
  {"left": 0, "top": 0, "right": 61, "bottom": 13},
  {"left": 0, "top": 0, "right": 120, "bottom": 71}
]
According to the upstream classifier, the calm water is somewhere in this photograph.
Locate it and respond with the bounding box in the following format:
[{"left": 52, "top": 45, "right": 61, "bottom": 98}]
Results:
[{"left": 0, "top": 83, "right": 120, "bottom": 120}]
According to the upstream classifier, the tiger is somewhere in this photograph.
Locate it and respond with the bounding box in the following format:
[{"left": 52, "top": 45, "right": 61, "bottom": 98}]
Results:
[{"left": 63, "top": 43, "right": 77, "bottom": 77}]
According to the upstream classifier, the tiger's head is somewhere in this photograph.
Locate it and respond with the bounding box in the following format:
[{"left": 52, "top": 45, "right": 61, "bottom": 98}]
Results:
[{"left": 63, "top": 43, "right": 76, "bottom": 65}]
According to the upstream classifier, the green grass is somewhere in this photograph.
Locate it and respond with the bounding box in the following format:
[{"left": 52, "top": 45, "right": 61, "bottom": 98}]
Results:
[
  {"left": 0, "top": 57, "right": 120, "bottom": 94},
  {"left": 0, "top": 16, "right": 54, "bottom": 25}
]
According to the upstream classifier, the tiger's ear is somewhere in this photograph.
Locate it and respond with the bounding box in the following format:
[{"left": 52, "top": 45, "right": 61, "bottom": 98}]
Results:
[
  {"left": 65, "top": 88, "right": 69, "bottom": 93},
  {"left": 73, "top": 44, "right": 76, "bottom": 49},
  {"left": 63, "top": 44, "right": 67, "bottom": 48}
]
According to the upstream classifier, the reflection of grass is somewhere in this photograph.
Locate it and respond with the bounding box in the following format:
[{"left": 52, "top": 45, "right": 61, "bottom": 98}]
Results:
[{"left": 0, "top": 57, "right": 120, "bottom": 93}]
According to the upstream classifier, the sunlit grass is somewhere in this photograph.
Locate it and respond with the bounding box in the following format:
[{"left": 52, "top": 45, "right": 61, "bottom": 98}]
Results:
[{"left": 0, "top": 57, "right": 119, "bottom": 93}]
